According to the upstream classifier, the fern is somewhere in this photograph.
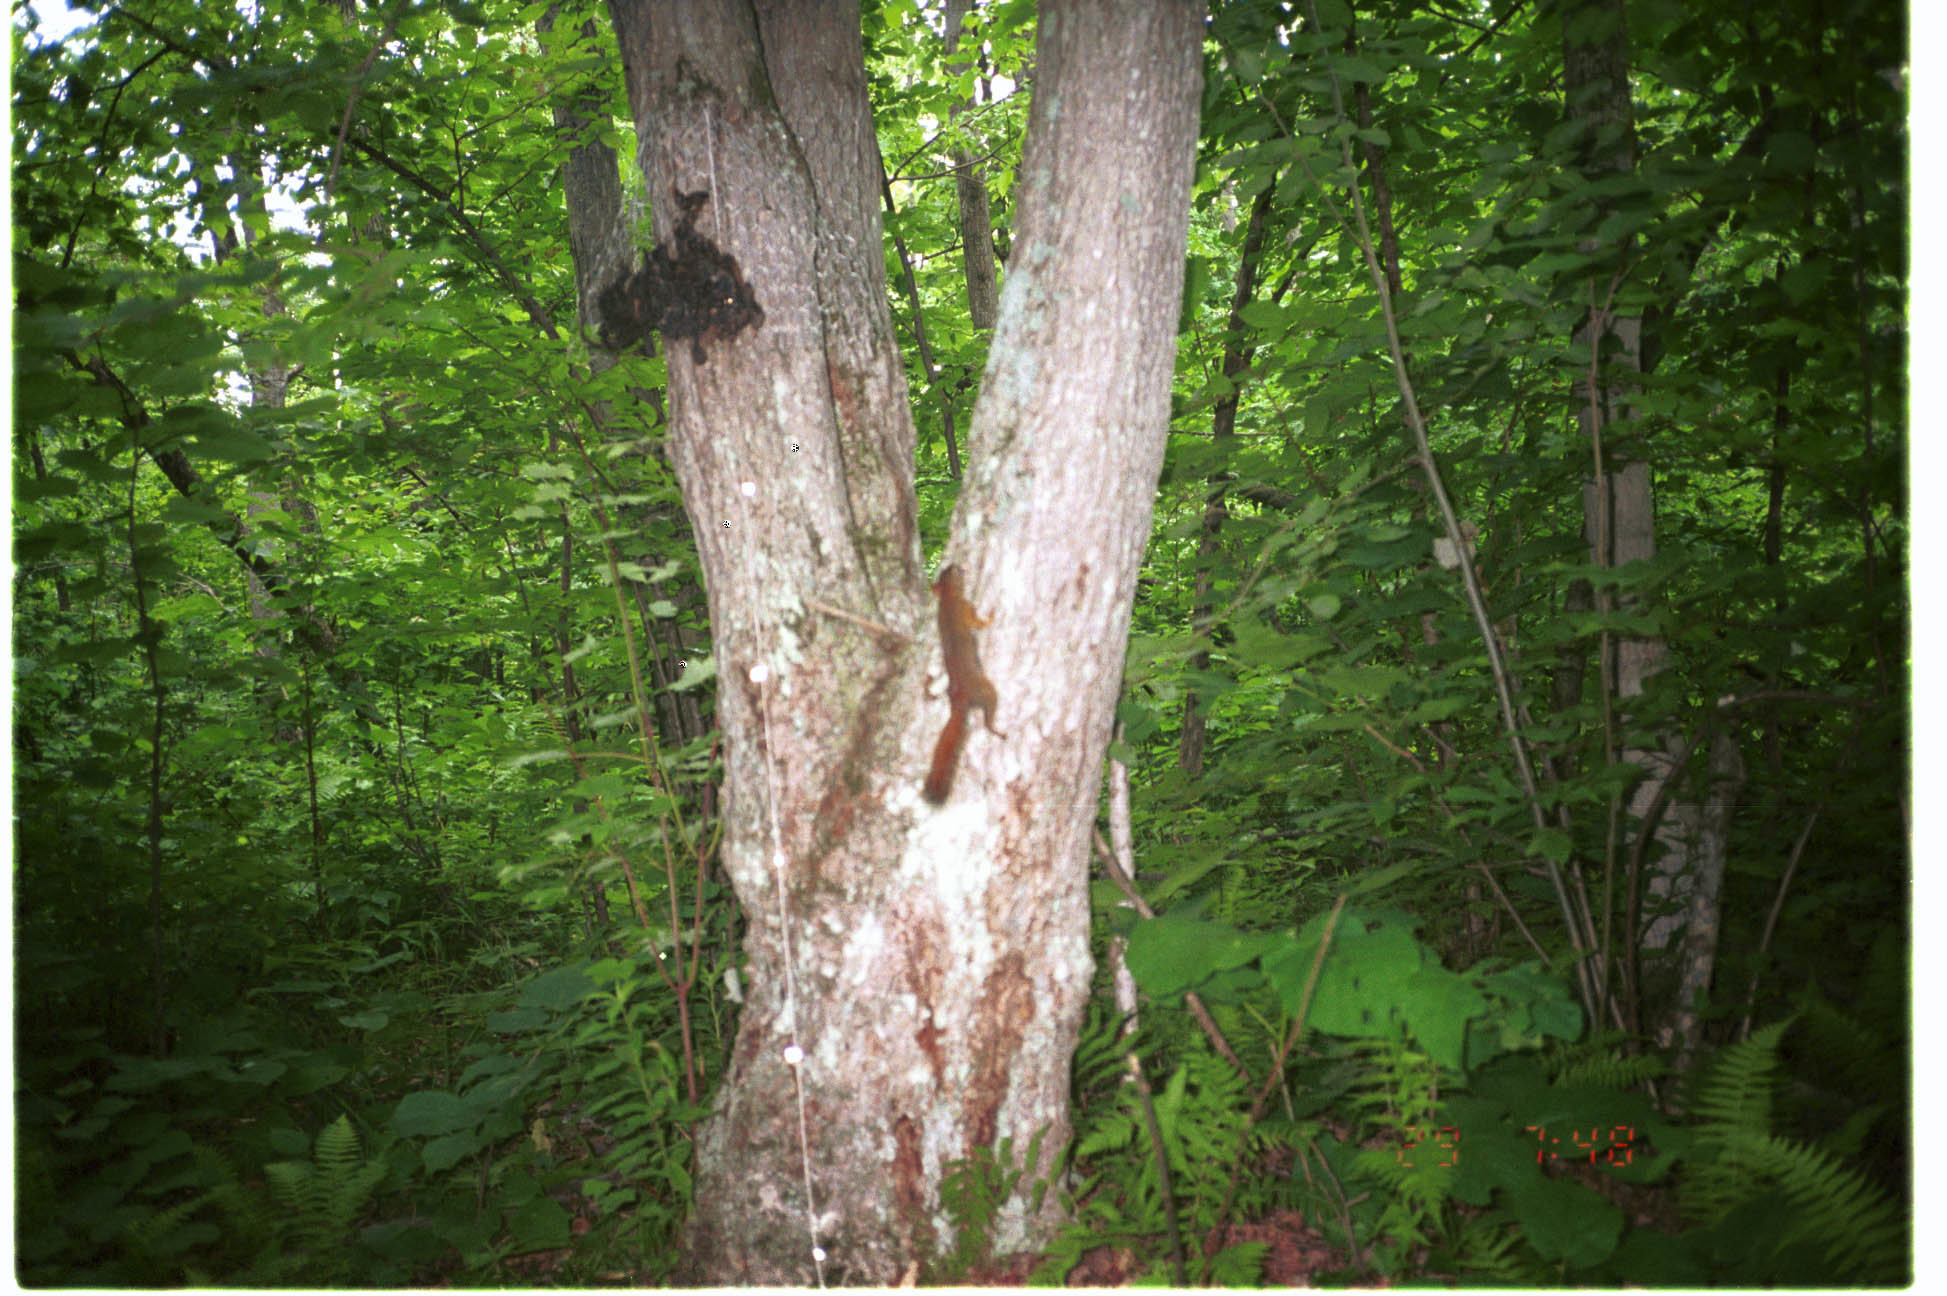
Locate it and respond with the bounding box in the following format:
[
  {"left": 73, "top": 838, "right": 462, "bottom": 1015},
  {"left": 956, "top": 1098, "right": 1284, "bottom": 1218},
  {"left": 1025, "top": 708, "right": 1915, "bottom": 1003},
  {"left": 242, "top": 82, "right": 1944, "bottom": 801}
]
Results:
[
  {"left": 1683, "top": 1018, "right": 1790, "bottom": 1220},
  {"left": 119, "top": 1142, "right": 311, "bottom": 1285},
  {"left": 1340, "top": 1036, "right": 1452, "bottom": 1269},
  {"left": 1046, "top": 1042, "right": 1253, "bottom": 1280},
  {"left": 1785, "top": 993, "right": 1904, "bottom": 1167},
  {"left": 1820, "top": 1102, "right": 1886, "bottom": 1165},
  {"left": 936, "top": 1130, "right": 1049, "bottom": 1280},
  {"left": 1201, "top": 1238, "right": 1268, "bottom": 1285},
  {"left": 1792, "top": 993, "right": 1884, "bottom": 1087},
  {"left": 1678, "top": 1018, "right": 1907, "bottom": 1283},
  {"left": 565, "top": 953, "right": 702, "bottom": 1266},
  {"left": 122, "top": 1187, "right": 222, "bottom": 1272},
  {"left": 1710, "top": 1127, "right": 1907, "bottom": 1283},
  {"left": 188, "top": 1144, "right": 275, "bottom": 1241},
  {"left": 1687, "top": 1018, "right": 1790, "bottom": 1133},
  {"left": 1152, "top": 1047, "right": 1253, "bottom": 1226},
  {"left": 1026, "top": 1193, "right": 1120, "bottom": 1285},
  {"left": 1441, "top": 1217, "right": 1530, "bottom": 1284},
  {"left": 1552, "top": 1050, "right": 1667, "bottom": 1091},
  {"left": 1069, "top": 1004, "right": 1133, "bottom": 1102},
  {"left": 264, "top": 1115, "right": 388, "bottom": 1276}
]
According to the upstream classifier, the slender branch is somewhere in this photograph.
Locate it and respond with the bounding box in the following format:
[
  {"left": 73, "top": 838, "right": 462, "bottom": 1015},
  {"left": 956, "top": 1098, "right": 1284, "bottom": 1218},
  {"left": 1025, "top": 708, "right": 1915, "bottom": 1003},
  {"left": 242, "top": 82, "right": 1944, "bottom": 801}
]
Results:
[
  {"left": 127, "top": 438, "right": 170, "bottom": 1058},
  {"left": 325, "top": 15, "right": 403, "bottom": 204},
  {"left": 61, "top": 349, "right": 344, "bottom": 652},
  {"left": 1235, "top": 2, "right": 1597, "bottom": 1021},
  {"left": 804, "top": 597, "right": 909, "bottom": 646},
  {"left": 1091, "top": 828, "right": 1248, "bottom": 1079},
  {"left": 345, "top": 135, "right": 561, "bottom": 336},
  {"left": 1737, "top": 808, "right": 1821, "bottom": 1041},
  {"left": 1125, "top": 1048, "right": 1186, "bottom": 1286},
  {"left": 1203, "top": 895, "right": 1348, "bottom": 1284}
]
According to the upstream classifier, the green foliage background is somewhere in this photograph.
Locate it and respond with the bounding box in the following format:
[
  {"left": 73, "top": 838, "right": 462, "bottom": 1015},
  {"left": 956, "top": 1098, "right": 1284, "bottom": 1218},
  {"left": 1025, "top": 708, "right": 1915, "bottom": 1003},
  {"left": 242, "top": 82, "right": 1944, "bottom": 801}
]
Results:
[{"left": 13, "top": 0, "right": 1905, "bottom": 1285}]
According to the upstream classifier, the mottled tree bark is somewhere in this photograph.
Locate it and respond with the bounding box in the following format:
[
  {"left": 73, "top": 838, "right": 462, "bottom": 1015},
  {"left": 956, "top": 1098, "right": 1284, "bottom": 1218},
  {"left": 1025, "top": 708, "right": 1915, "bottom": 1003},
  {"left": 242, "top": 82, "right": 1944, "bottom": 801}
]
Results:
[{"left": 601, "top": 0, "right": 1202, "bottom": 1282}]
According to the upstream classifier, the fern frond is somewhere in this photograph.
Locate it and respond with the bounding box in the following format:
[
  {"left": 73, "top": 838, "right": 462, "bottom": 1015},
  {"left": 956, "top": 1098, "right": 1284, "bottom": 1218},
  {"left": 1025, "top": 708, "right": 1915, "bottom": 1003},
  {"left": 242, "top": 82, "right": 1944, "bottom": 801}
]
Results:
[
  {"left": 1793, "top": 994, "right": 1881, "bottom": 1076},
  {"left": 1688, "top": 1018, "right": 1790, "bottom": 1135},
  {"left": 1684, "top": 1021, "right": 1787, "bottom": 1221},
  {"left": 1202, "top": 1238, "right": 1267, "bottom": 1285},
  {"left": 189, "top": 1143, "right": 273, "bottom": 1241},
  {"left": 122, "top": 1188, "right": 218, "bottom": 1272},
  {"left": 1541, "top": 1029, "right": 1637, "bottom": 1081},
  {"left": 1071, "top": 1005, "right": 1133, "bottom": 1099},
  {"left": 1717, "top": 1127, "right": 1907, "bottom": 1283},
  {"left": 266, "top": 1115, "right": 385, "bottom": 1271},
  {"left": 1553, "top": 1051, "right": 1666, "bottom": 1091},
  {"left": 315, "top": 1113, "right": 360, "bottom": 1177},
  {"left": 1821, "top": 1102, "right": 1885, "bottom": 1164},
  {"left": 264, "top": 1158, "right": 316, "bottom": 1214},
  {"left": 314, "top": 1116, "right": 386, "bottom": 1229},
  {"left": 1677, "top": 1018, "right": 1907, "bottom": 1281},
  {"left": 1448, "top": 1217, "right": 1528, "bottom": 1282},
  {"left": 1076, "top": 1107, "right": 1140, "bottom": 1159}
]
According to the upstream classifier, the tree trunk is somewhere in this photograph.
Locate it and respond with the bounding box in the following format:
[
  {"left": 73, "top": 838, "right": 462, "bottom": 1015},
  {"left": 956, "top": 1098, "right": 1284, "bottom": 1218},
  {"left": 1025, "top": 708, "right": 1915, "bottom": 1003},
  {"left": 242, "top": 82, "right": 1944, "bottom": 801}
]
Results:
[
  {"left": 1656, "top": 730, "right": 1746, "bottom": 1065},
  {"left": 602, "top": 1, "right": 1201, "bottom": 1282},
  {"left": 1562, "top": 0, "right": 1739, "bottom": 1049},
  {"left": 942, "top": 0, "right": 999, "bottom": 333},
  {"left": 1181, "top": 181, "right": 1278, "bottom": 778}
]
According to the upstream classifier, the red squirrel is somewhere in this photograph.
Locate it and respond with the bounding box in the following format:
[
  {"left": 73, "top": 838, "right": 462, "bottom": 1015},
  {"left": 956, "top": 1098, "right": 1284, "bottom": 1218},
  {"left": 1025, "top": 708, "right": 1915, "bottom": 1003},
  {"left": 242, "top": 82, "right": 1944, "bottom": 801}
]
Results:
[{"left": 922, "top": 564, "right": 1004, "bottom": 804}]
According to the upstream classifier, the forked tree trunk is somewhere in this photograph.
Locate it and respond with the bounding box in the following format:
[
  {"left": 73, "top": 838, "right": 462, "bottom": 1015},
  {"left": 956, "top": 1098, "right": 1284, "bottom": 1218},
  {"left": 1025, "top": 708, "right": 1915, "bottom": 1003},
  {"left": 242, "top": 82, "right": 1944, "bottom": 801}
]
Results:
[{"left": 602, "top": 1, "right": 1201, "bottom": 1282}]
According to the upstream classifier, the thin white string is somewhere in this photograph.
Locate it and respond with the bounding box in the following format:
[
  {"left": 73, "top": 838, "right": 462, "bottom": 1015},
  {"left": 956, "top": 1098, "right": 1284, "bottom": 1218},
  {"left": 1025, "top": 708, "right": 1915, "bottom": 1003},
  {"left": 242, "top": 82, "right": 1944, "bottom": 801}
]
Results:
[{"left": 704, "top": 101, "right": 723, "bottom": 242}]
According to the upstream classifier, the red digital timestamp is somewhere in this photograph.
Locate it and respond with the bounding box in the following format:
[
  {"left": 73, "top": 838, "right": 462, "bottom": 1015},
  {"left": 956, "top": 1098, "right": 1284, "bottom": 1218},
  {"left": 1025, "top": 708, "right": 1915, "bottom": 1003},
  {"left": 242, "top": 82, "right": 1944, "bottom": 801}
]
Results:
[
  {"left": 1395, "top": 1126, "right": 1460, "bottom": 1168},
  {"left": 1525, "top": 1124, "right": 1636, "bottom": 1167},
  {"left": 1392, "top": 1124, "right": 1638, "bottom": 1169}
]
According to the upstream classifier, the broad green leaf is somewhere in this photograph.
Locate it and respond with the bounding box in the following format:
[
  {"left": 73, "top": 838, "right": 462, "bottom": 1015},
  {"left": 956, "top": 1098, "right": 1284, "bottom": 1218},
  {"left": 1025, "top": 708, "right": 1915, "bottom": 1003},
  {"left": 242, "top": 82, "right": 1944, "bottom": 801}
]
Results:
[
  {"left": 505, "top": 1195, "right": 571, "bottom": 1253},
  {"left": 1124, "top": 915, "right": 1281, "bottom": 997},
  {"left": 518, "top": 962, "right": 595, "bottom": 1010},
  {"left": 1508, "top": 1174, "right": 1623, "bottom": 1268},
  {"left": 392, "top": 1090, "right": 473, "bottom": 1138}
]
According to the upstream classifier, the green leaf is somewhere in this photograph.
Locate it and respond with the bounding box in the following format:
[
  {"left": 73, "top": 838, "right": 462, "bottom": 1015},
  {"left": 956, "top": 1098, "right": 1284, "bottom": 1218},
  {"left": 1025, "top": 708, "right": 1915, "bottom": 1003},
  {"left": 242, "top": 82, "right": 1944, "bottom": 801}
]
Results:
[
  {"left": 285, "top": 1059, "right": 350, "bottom": 1096},
  {"left": 1508, "top": 1173, "right": 1623, "bottom": 1267},
  {"left": 1298, "top": 917, "right": 1420, "bottom": 1039},
  {"left": 1482, "top": 962, "right": 1584, "bottom": 1045},
  {"left": 517, "top": 962, "right": 594, "bottom": 1010},
  {"left": 1403, "top": 965, "right": 1488, "bottom": 1070},
  {"left": 488, "top": 1007, "right": 547, "bottom": 1034},
  {"left": 505, "top": 1193, "right": 571, "bottom": 1253},
  {"left": 1124, "top": 915, "right": 1281, "bottom": 997},
  {"left": 457, "top": 1053, "right": 521, "bottom": 1088},
  {"left": 1528, "top": 828, "right": 1573, "bottom": 864},
  {"left": 159, "top": 403, "right": 273, "bottom": 464},
  {"left": 1236, "top": 299, "right": 1288, "bottom": 331},
  {"left": 391, "top": 1090, "right": 473, "bottom": 1137},
  {"left": 421, "top": 1130, "right": 486, "bottom": 1173},
  {"left": 1407, "top": 693, "right": 1469, "bottom": 723},
  {"left": 270, "top": 1126, "right": 313, "bottom": 1157}
]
